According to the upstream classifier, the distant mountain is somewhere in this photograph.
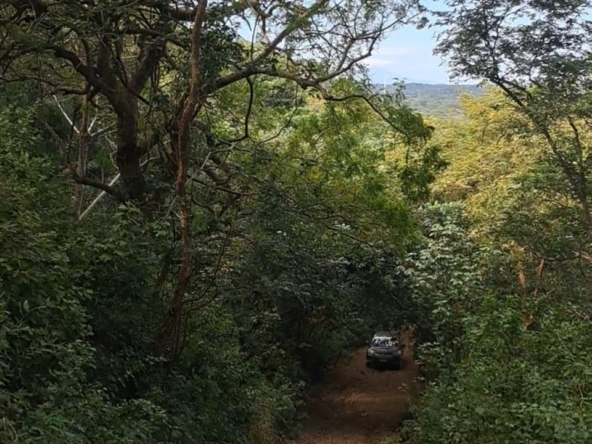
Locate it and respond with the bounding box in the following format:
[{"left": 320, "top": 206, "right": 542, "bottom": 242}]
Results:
[{"left": 376, "top": 83, "right": 486, "bottom": 118}]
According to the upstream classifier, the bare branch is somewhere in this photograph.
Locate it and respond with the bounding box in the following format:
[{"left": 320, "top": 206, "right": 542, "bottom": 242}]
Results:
[
  {"left": 226, "top": 77, "right": 255, "bottom": 143},
  {"left": 79, "top": 173, "right": 121, "bottom": 220},
  {"left": 72, "top": 172, "right": 123, "bottom": 202}
]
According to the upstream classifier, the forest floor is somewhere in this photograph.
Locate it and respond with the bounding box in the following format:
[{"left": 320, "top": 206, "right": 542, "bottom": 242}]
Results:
[{"left": 289, "top": 331, "right": 422, "bottom": 444}]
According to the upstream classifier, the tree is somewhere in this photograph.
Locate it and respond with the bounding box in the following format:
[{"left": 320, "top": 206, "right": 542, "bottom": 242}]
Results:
[
  {"left": 2, "top": 0, "right": 424, "bottom": 199},
  {"left": 435, "top": 0, "right": 592, "bottom": 229},
  {"left": 2, "top": 0, "right": 437, "bottom": 364},
  {"left": 400, "top": 203, "right": 592, "bottom": 444},
  {"left": 2, "top": 1, "right": 432, "bottom": 360},
  {"left": 430, "top": 90, "right": 538, "bottom": 231},
  {"left": 0, "top": 22, "right": 445, "bottom": 441}
]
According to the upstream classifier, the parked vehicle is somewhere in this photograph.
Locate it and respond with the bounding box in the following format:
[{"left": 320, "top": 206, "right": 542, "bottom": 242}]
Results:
[{"left": 366, "top": 331, "right": 404, "bottom": 370}]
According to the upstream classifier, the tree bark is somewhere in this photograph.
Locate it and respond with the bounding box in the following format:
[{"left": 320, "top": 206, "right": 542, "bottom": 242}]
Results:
[
  {"left": 72, "top": 94, "right": 91, "bottom": 216},
  {"left": 116, "top": 141, "right": 146, "bottom": 199},
  {"left": 155, "top": 0, "right": 208, "bottom": 363}
]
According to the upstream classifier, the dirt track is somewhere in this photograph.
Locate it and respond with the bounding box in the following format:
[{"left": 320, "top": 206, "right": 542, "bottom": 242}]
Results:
[{"left": 290, "top": 331, "right": 421, "bottom": 444}]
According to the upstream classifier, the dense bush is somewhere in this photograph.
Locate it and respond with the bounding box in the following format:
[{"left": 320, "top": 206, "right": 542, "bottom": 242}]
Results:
[{"left": 400, "top": 89, "right": 592, "bottom": 443}]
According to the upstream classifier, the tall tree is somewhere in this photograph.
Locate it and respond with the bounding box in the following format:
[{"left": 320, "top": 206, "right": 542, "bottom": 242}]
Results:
[
  {"left": 2, "top": 0, "right": 423, "bottom": 199},
  {"left": 435, "top": 0, "right": 592, "bottom": 229},
  {"left": 2, "top": 0, "right": 430, "bottom": 359}
]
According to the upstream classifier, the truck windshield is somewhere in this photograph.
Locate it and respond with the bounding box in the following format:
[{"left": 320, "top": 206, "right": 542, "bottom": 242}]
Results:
[{"left": 371, "top": 338, "right": 395, "bottom": 347}]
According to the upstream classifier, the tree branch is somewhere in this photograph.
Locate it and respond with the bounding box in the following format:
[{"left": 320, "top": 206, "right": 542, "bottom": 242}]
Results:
[
  {"left": 72, "top": 172, "right": 124, "bottom": 202},
  {"left": 50, "top": 45, "right": 111, "bottom": 100},
  {"left": 226, "top": 77, "right": 255, "bottom": 143}
]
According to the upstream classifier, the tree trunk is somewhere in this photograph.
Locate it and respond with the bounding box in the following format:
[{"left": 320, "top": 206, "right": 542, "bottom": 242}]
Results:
[
  {"left": 115, "top": 95, "right": 146, "bottom": 199},
  {"left": 154, "top": 0, "right": 208, "bottom": 363},
  {"left": 116, "top": 142, "right": 146, "bottom": 199},
  {"left": 575, "top": 188, "right": 592, "bottom": 230},
  {"left": 72, "top": 95, "right": 91, "bottom": 216}
]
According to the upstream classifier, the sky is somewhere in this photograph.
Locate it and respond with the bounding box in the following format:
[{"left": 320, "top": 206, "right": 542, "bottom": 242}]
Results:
[
  {"left": 238, "top": 1, "right": 466, "bottom": 85},
  {"left": 364, "top": 0, "right": 458, "bottom": 85},
  {"left": 365, "top": 23, "right": 452, "bottom": 85}
]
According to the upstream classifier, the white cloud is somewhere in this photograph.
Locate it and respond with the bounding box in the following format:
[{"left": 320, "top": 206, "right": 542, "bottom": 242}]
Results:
[{"left": 363, "top": 45, "right": 415, "bottom": 69}]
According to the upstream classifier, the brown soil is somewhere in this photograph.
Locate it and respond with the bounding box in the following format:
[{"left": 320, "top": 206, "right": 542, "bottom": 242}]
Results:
[{"left": 289, "top": 331, "right": 421, "bottom": 444}]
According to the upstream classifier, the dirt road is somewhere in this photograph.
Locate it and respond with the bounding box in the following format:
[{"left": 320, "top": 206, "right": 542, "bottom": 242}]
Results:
[{"left": 290, "top": 332, "right": 421, "bottom": 444}]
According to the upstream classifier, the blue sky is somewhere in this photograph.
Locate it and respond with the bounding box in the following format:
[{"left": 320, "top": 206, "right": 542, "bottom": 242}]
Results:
[
  {"left": 365, "top": 23, "right": 451, "bottom": 84},
  {"left": 239, "top": 1, "right": 463, "bottom": 85},
  {"left": 365, "top": 0, "right": 456, "bottom": 84}
]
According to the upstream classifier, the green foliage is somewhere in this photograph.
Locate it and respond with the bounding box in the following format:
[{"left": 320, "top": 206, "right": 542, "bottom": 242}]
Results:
[
  {"left": 0, "top": 58, "right": 436, "bottom": 442},
  {"left": 400, "top": 84, "right": 592, "bottom": 444},
  {"left": 405, "top": 295, "right": 592, "bottom": 444},
  {"left": 431, "top": 90, "right": 541, "bottom": 234},
  {"left": 0, "top": 102, "right": 300, "bottom": 443},
  {"left": 403, "top": 203, "right": 489, "bottom": 375},
  {"left": 436, "top": 0, "right": 592, "bottom": 229},
  {"left": 6, "top": 1, "right": 591, "bottom": 442},
  {"left": 0, "top": 106, "right": 168, "bottom": 444},
  {"left": 398, "top": 200, "right": 592, "bottom": 444}
]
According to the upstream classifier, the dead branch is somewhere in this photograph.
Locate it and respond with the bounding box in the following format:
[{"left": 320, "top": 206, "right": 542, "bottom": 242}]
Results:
[{"left": 72, "top": 172, "right": 123, "bottom": 202}]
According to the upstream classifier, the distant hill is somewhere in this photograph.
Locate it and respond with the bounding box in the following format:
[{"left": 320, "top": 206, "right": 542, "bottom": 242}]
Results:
[{"left": 376, "top": 83, "right": 486, "bottom": 119}]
